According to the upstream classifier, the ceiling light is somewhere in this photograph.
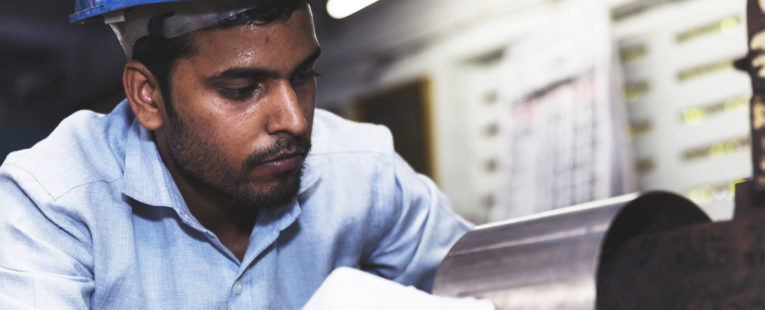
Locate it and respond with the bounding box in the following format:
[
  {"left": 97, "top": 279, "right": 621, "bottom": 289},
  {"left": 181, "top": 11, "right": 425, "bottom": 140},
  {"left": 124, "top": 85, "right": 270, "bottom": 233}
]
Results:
[{"left": 326, "top": 0, "right": 379, "bottom": 19}]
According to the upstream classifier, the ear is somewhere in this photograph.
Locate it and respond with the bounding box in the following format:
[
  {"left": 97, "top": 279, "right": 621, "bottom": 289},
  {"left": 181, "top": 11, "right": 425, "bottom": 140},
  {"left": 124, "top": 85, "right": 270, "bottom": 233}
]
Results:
[{"left": 123, "top": 60, "right": 166, "bottom": 131}]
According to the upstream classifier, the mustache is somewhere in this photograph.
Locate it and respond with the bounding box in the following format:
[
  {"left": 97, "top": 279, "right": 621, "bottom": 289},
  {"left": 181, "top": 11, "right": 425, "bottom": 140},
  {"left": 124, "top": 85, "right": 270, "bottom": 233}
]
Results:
[{"left": 243, "top": 135, "right": 312, "bottom": 171}]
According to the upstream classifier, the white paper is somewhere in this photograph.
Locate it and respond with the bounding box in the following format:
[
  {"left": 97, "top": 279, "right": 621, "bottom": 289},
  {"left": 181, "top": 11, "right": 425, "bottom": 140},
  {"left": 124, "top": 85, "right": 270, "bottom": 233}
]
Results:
[{"left": 303, "top": 267, "right": 495, "bottom": 310}]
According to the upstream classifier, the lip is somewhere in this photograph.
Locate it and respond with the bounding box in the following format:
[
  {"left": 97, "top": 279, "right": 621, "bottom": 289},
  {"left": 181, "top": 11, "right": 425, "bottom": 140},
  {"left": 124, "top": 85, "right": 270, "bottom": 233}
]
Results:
[{"left": 257, "top": 152, "right": 305, "bottom": 173}]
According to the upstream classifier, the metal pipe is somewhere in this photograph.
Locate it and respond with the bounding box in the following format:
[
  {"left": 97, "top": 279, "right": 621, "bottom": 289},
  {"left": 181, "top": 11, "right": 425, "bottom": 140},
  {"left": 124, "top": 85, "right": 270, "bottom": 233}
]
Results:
[{"left": 433, "top": 192, "right": 710, "bottom": 310}]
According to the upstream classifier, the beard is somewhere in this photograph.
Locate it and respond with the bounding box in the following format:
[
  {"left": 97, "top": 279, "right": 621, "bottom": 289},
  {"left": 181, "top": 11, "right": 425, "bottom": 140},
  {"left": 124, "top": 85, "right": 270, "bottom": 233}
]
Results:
[{"left": 164, "top": 108, "right": 312, "bottom": 209}]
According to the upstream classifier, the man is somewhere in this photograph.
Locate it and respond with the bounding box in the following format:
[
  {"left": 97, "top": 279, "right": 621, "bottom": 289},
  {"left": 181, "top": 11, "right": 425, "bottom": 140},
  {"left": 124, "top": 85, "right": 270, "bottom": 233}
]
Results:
[{"left": 0, "top": 0, "right": 471, "bottom": 308}]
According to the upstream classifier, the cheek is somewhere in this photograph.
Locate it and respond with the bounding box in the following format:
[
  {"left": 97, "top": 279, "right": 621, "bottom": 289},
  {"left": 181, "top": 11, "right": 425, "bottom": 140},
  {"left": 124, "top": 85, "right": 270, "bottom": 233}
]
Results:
[
  {"left": 301, "top": 90, "right": 316, "bottom": 131},
  {"left": 172, "top": 107, "right": 243, "bottom": 163},
  {"left": 298, "top": 81, "right": 317, "bottom": 109},
  {"left": 198, "top": 127, "right": 250, "bottom": 171}
]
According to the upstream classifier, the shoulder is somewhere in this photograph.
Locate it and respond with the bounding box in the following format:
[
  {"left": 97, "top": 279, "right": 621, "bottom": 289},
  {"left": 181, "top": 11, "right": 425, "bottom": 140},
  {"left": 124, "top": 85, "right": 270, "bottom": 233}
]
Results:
[
  {"left": 310, "top": 109, "right": 394, "bottom": 156},
  {"left": 1, "top": 101, "right": 133, "bottom": 200},
  {"left": 300, "top": 109, "right": 400, "bottom": 219}
]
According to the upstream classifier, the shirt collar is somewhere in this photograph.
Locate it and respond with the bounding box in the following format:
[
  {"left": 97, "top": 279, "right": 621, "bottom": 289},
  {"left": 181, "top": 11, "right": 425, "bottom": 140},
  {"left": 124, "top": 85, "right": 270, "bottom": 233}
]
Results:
[{"left": 122, "top": 117, "right": 186, "bottom": 209}]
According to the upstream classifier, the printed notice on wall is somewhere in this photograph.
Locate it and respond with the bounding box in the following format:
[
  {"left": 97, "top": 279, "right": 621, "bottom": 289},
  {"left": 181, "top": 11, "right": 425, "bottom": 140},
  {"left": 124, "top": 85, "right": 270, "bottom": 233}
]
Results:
[{"left": 491, "top": 1, "right": 635, "bottom": 221}]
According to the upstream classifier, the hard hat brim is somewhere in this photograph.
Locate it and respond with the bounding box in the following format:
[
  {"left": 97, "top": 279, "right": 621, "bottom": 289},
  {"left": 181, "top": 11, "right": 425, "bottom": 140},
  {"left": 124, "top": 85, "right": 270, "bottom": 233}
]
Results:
[{"left": 69, "top": 0, "right": 189, "bottom": 23}]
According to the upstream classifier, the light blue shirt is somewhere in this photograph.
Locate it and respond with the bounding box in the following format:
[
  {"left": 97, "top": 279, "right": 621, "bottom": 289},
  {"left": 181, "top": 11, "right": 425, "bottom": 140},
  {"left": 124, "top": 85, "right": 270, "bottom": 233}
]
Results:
[{"left": 0, "top": 100, "right": 471, "bottom": 309}]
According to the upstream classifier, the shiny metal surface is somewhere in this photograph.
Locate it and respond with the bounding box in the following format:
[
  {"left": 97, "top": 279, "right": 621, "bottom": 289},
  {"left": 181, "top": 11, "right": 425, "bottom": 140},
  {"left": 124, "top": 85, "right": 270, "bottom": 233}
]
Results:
[{"left": 433, "top": 192, "right": 711, "bottom": 310}]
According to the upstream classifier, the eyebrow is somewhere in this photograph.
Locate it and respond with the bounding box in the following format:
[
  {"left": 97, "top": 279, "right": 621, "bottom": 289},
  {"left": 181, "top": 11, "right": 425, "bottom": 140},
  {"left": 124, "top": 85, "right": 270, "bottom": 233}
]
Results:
[{"left": 209, "top": 46, "right": 322, "bottom": 81}]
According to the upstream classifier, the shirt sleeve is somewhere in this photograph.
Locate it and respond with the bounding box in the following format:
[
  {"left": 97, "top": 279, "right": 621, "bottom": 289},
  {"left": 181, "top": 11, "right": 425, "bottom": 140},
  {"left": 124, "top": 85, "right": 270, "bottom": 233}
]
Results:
[
  {"left": 360, "top": 153, "right": 472, "bottom": 292},
  {"left": 0, "top": 165, "right": 95, "bottom": 309}
]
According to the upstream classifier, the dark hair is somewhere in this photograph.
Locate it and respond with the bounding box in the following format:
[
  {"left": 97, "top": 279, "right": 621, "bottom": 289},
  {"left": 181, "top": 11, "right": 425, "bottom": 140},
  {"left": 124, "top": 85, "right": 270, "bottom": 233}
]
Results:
[{"left": 131, "top": 0, "right": 307, "bottom": 116}]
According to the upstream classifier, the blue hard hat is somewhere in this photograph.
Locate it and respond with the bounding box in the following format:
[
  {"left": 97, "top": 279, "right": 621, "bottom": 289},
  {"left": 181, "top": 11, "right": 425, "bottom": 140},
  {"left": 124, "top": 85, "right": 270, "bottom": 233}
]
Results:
[
  {"left": 70, "top": 0, "right": 188, "bottom": 23},
  {"left": 72, "top": 0, "right": 265, "bottom": 57}
]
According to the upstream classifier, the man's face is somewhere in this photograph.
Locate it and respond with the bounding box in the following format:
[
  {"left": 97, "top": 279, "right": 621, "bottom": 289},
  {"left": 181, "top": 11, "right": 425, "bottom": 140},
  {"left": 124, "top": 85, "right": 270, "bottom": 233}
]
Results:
[{"left": 159, "top": 4, "right": 320, "bottom": 208}]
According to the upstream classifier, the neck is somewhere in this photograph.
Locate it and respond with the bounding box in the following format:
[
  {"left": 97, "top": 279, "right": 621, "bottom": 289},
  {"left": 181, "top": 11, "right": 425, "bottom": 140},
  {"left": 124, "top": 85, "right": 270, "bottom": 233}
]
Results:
[
  {"left": 172, "top": 165, "right": 257, "bottom": 233},
  {"left": 154, "top": 134, "right": 255, "bottom": 260}
]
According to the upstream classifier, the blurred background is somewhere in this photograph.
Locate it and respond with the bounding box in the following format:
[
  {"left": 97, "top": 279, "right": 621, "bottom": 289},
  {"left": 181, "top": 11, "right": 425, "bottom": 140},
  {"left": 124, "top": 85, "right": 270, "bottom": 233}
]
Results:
[{"left": 0, "top": 0, "right": 749, "bottom": 224}]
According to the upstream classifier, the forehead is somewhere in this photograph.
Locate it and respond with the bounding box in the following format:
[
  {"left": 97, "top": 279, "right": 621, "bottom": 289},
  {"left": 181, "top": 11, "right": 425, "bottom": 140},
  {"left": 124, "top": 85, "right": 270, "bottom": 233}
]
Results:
[{"left": 183, "top": 6, "right": 318, "bottom": 70}]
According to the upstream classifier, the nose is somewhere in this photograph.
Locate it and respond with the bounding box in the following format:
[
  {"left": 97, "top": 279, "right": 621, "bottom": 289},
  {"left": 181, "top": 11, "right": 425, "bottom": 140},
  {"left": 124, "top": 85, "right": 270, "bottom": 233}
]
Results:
[{"left": 265, "top": 81, "right": 308, "bottom": 137}]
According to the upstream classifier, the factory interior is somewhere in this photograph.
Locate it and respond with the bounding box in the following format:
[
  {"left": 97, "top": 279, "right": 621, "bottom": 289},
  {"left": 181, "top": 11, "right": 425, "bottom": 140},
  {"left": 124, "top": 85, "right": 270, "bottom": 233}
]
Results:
[
  {"left": 3, "top": 0, "right": 765, "bottom": 308},
  {"left": 0, "top": 0, "right": 750, "bottom": 223}
]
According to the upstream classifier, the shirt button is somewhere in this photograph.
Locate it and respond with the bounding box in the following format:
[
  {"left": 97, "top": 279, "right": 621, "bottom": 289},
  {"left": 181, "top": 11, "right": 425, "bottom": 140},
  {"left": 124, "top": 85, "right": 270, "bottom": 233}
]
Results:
[{"left": 234, "top": 281, "right": 243, "bottom": 294}]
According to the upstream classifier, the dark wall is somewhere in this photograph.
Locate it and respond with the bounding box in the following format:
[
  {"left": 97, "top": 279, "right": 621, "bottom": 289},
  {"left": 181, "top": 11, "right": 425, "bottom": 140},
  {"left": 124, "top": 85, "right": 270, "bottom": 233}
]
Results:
[{"left": 0, "top": 0, "right": 125, "bottom": 161}]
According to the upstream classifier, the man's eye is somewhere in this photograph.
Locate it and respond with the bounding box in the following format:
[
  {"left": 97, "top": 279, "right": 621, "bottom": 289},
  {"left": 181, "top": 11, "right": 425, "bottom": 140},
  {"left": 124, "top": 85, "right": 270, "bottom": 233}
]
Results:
[
  {"left": 218, "top": 85, "right": 259, "bottom": 101},
  {"left": 291, "top": 70, "right": 321, "bottom": 85}
]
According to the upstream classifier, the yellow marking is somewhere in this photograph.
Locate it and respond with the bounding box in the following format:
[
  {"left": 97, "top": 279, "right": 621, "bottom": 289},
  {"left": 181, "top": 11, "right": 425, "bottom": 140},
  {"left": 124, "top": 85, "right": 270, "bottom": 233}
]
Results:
[
  {"left": 622, "top": 81, "right": 649, "bottom": 104},
  {"left": 686, "top": 180, "right": 737, "bottom": 205},
  {"left": 751, "top": 31, "right": 765, "bottom": 50},
  {"left": 677, "top": 60, "right": 733, "bottom": 82},
  {"left": 682, "top": 136, "right": 749, "bottom": 161},
  {"left": 720, "top": 17, "right": 740, "bottom": 32},
  {"left": 749, "top": 31, "right": 765, "bottom": 78},
  {"left": 723, "top": 96, "right": 748, "bottom": 110},
  {"left": 682, "top": 108, "right": 706, "bottom": 125},
  {"left": 751, "top": 54, "right": 765, "bottom": 78},
  {"left": 677, "top": 16, "right": 741, "bottom": 43},
  {"left": 680, "top": 95, "right": 748, "bottom": 125},
  {"left": 754, "top": 100, "right": 765, "bottom": 129},
  {"left": 730, "top": 178, "right": 747, "bottom": 196},
  {"left": 620, "top": 45, "right": 647, "bottom": 65},
  {"left": 754, "top": 54, "right": 765, "bottom": 68}
]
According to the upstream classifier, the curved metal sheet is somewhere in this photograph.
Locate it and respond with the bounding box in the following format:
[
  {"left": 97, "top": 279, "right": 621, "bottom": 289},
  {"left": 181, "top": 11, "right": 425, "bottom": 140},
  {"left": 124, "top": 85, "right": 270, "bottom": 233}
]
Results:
[{"left": 433, "top": 192, "right": 711, "bottom": 310}]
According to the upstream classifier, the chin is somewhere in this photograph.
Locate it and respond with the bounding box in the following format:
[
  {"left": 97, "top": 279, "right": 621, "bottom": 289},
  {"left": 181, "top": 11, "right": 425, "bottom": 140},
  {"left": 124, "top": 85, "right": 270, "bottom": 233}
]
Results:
[{"left": 234, "top": 168, "right": 303, "bottom": 209}]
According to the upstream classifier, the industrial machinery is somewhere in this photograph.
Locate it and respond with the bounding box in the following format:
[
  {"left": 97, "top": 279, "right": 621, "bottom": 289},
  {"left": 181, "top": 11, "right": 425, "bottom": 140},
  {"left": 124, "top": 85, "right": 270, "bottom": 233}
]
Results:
[{"left": 432, "top": 1, "right": 765, "bottom": 308}]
